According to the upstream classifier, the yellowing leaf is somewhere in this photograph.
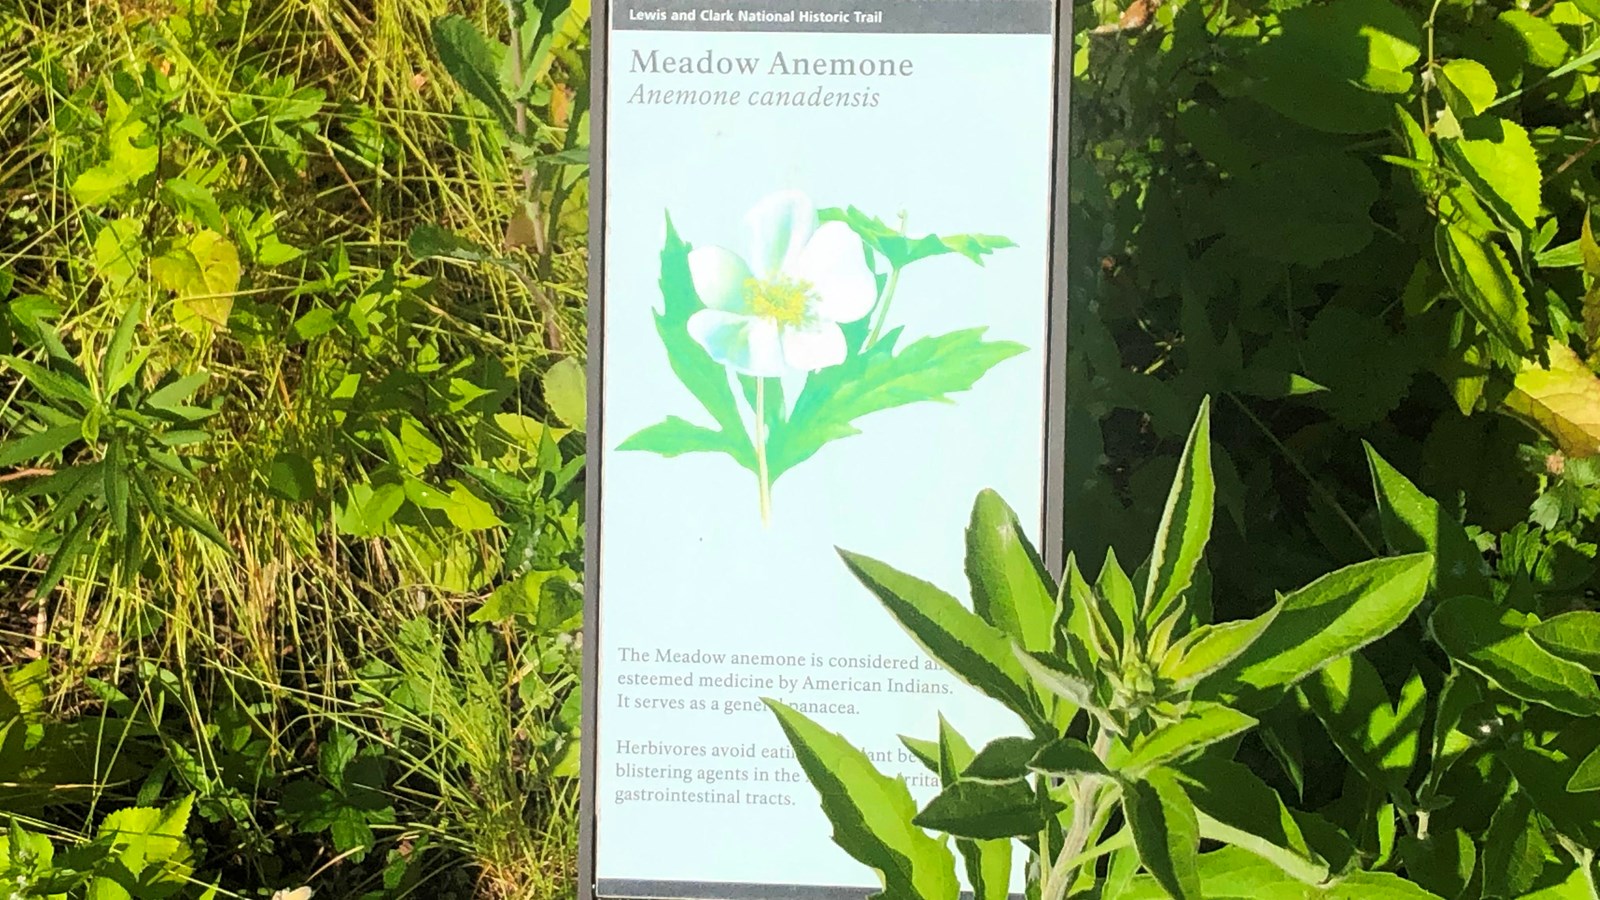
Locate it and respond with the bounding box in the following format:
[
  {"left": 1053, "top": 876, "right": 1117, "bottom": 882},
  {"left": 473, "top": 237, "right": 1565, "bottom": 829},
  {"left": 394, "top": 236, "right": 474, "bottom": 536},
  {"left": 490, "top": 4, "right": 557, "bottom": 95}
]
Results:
[
  {"left": 494, "top": 412, "right": 569, "bottom": 449},
  {"left": 92, "top": 219, "right": 144, "bottom": 289},
  {"left": 1502, "top": 343, "right": 1600, "bottom": 457},
  {"left": 156, "top": 231, "right": 240, "bottom": 334}
]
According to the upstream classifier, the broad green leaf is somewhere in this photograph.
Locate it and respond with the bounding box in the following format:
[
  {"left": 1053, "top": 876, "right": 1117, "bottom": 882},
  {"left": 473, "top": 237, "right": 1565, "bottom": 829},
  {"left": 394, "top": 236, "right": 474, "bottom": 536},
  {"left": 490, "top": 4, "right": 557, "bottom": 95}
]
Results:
[
  {"left": 1115, "top": 846, "right": 1315, "bottom": 900},
  {"left": 439, "top": 481, "right": 503, "bottom": 531},
  {"left": 407, "top": 223, "right": 493, "bottom": 261},
  {"left": 1398, "top": 828, "right": 1475, "bottom": 899},
  {"left": 1015, "top": 649, "right": 1103, "bottom": 725},
  {"left": 1503, "top": 343, "right": 1600, "bottom": 457},
  {"left": 494, "top": 413, "right": 570, "bottom": 451},
  {"left": 267, "top": 452, "right": 317, "bottom": 502},
  {"left": 71, "top": 166, "right": 127, "bottom": 205},
  {"left": 1430, "top": 596, "right": 1600, "bottom": 716},
  {"left": 1143, "top": 398, "right": 1213, "bottom": 621},
  {"left": 914, "top": 777, "right": 1059, "bottom": 840},
  {"left": 934, "top": 716, "right": 975, "bottom": 785},
  {"left": 1324, "top": 872, "right": 1448, "bottom": 899},
  {"left": 0, "top": 423, "right": 81, "bottom": 467},
  {"left": 1482, "top": 793, "right": 1562, "bottom": 897},
  {"left": 542, "top": 357, "right": 587, "bottom": 431},
  {"left": 1299, "top": 653, "right": 1424, "bottom": 797},
  {"left": 766, "top": 700, "right": 959, "bottom": 900},
  {"left": 1364, "top": 444, "right": 1491, "bottom": 599},
  {"left": 1123, "top": 768, "right": 1202, "bottom": 900},
  {"left": 1115, "top": 703, "right": 1256, "bottom": 778},
  {"left": 92, "top": 795, "right": 195, "bottom": 896},
  {"left": 156, "top": 231, "right": 240, "bottom": 333},
  {"left": 336, "top": 482, "right": 405, "bottom": 537},
  {"left": 840, "top": 550, "right": 1047, "bottom": 733},
  {"left": 432, "top": 15, "right": 519, "bottom": 133},
  {"left": 1500, "top": 9, "right": 1570, "bottom": 67},
  {"left": 930, "top": 719, "right": 1013, "bottom": 900},
  {"left": 1530, "top": 611, "right": 1600, "bottom": 671},
  {"left": 1568, "top": 745, "right": 1600, "bottom": 792},
  {"left": 1096, "top": 547, "right": 1139, "bottom": 651},
  {"left": 1206, "top": 554, "right": 1432, "bottom": 702},
  {"left": 965, "top": 489, "right": 1056, "bottom": 654},
  {"left": 1175, "top": 758, "right": 1328, "bottom": 885},
  {"left": 1435, "top": 224, "right": 1533, "bottom": 357},
  {"left": 92, "top": 219, "right": 143, "bottom": 289},
  {"left": 765, "top": 328, "right": 1025, "bottom": 481},
  {"left": 1246, "top": 0, "right": 1421, "bottom": 133},
  {"left": 1501, "top": 737, "right": 1600, "bottom": 846},
  {"left": 1440, "top": 117, "right": 1540, "bottom": 234},
  {"left": 161, "top": 178, "right": 224, "bottom": 232},
  {"left": 961, "top": 736, "right": 1041, "bottom": 782},
  {"left": 1438, "top": 59, "right": 1497, "bottom": 119},
  {"left": 1029, "top": 737, "right": 1109, "bottom": 777},
  {"left": 1159, "top": 601, "right": 1281, "bottom": 689}
]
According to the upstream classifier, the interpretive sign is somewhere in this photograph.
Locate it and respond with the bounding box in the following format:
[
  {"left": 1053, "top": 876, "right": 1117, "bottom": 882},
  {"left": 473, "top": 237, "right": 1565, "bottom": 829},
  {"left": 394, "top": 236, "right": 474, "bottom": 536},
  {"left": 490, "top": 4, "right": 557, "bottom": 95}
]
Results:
[{"left": 581, "top": 0, "right": 1067, "bottom": 896}]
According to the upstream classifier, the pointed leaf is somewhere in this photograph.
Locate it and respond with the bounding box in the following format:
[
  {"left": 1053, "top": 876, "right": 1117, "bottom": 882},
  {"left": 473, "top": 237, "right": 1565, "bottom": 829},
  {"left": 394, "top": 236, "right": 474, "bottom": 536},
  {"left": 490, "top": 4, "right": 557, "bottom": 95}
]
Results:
[
  {"left": 1364, "top": 444, "right": 1490, "bottom": 599},
  {"left": 1430, "top": 596, "right": 1600, "bottom": 716},
  {"left": 1175, "top": 757, "right": 1329, "bottom": 885},
  {"left": 432, "top": 15, "right": 519, "bottom": 133},
  {"left": 840, "top": 550, "right": 1047, "bottom": 733},
  {"left": 1300, "top": 653, "right": 1425, "bottom": 797},
  {"left": 1529, "top": 611, "right": 1600, "bottom": 672},
  {"left": 1435, "top": 223, "right": 1533, "bottom": 356},
  {"left": 1570, "top": 746, "right": 1600, "bottom": 792},
  {"left": 1116, "top": 703, "right": 1257, "bottom": 778},
  {"left": 0, "top": 424, "right": 82, "bottom": 468},
  {"left": 1159, "top": 602, "right": 1281, "bottom": 689},
  {"left": 966, "top": 490, "right": 1056, "bottom": 654},
  {"left": 1029, "top": 737, "right": 1109, "bottom": 777},
  {"left": 1144, "top": 398, "right": 1214, "bottom": 621},
  {"left": 1440, "top": 117, "right": 1540, "bottom": 234},
  {"left": 1206, "top": 554, "right": 1433, "bottom": 702},
  {"left": 1124, "top": 768, "right": 1202, "bottom": 900},
  {"left": 914, "top": 777, "right": 1060, "bottom": 840},
  {"left": 766, "top": 700, "right": 958, "bottom": 900}
]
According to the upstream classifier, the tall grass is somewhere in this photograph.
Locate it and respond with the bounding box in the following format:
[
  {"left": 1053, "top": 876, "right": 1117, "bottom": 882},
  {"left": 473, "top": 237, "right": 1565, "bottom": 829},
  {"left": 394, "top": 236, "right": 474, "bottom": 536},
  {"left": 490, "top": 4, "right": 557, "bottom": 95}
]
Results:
[{"left": 0, "top": 0, "right": 587, "bottom": 895}]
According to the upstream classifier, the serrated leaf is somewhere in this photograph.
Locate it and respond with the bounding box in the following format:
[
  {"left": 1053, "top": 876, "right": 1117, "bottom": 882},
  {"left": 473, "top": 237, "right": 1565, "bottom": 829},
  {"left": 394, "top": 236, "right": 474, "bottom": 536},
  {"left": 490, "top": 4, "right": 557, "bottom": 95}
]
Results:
[
  {"left": 1143, "top": 398, "right": 1213, "bottom": 622},
  {"left": 1245, "top": 0, "right": 1421, "bottom": 133},
  {"left": 1500, "top": 9, "right": 1570, "bottom": 67},
  {"left": 1364, "top": 443, "right": 1491, "bottom": 598},
  {"left": 839, "top": 550, "right": 1047, "bottom": 734},
  {"left": 1503, "top": 342, "right": 1600, "bottom": 459},
  {"left": 1438, "top": 59, "right": 1497, "bottom": 119},
  {"left": 765, "top": 328, "right": 1025, "bottom": 481},
  {"left": 1205, "top": 554, "right": 1433, "bottom": 703},
  {"left": 1430, "top": 596, "right": 1600, "bottom": 716},
  {"left": 542, "top": 357, "right": 587, "bottom": 431},
  {"left": 1436, "top": 223, "right": 1533, "bottom": 356},
  {"left": 1482, "top": 792, "right": 1562, "bottom": 898},
  {"left": 432, "top": 15, "right": 518, "bottom": 134},
  {"left": 965, "top": 489, "right": 1056, "bottom": 654},
  {"left": 1440, "top": 116, "right": 1541, "bottom": 235},
  {"left": 1124, "top": 768, "right": 1202, "bottom": 900},
  {"left": 766, "top": 700, "right": 959, "bottom": 900}
]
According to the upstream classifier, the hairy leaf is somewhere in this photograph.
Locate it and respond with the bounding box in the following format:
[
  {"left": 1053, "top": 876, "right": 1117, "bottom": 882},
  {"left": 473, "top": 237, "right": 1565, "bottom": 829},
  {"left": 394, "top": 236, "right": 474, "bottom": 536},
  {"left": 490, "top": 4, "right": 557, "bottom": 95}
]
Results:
[
  {"left": 1430, "top": 596, "right": 1600, "bottom": 716},
  {"left": 965, "top": 489, "right": 1056, "bottom": 654}
]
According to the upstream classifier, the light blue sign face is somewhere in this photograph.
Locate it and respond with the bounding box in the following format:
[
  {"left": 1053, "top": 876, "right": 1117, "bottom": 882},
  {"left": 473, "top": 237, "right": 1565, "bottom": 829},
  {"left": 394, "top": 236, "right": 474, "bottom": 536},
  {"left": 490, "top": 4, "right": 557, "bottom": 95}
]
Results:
[{"left": 592, "top": 3, "right": 1058, "bottom": 894}]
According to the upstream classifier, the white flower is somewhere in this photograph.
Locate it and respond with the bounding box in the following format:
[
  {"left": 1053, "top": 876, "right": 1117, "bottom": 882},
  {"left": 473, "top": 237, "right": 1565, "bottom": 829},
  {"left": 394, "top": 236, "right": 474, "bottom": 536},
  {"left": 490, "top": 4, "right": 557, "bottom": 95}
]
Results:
[{"left": 685, "top": 191, "right": 877, "bottom": 377}]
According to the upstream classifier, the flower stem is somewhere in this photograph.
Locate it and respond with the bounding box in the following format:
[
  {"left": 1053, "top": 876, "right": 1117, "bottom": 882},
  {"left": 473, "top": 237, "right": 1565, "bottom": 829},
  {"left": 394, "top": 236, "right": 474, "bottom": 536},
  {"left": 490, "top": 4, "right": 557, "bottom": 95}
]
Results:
[
  {"left": 754, "top": 377, "right": 772, "bottom": 527},
  {"left": 864, "top": 211, "right": 909, "bottom": 350}
]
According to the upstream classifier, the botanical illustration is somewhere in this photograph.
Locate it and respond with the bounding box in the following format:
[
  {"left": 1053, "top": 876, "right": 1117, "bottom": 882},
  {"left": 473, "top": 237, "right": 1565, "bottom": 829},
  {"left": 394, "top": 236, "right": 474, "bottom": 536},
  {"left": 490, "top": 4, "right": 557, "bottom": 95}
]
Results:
[{"left": 620, "top": 190, "right": 1025, "bottom": 524}]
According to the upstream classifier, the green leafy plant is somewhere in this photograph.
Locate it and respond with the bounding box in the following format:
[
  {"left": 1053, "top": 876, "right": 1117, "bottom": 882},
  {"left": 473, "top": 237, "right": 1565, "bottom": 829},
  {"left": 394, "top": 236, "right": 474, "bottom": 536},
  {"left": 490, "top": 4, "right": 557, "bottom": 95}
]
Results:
[
  {"left": 768, "top": 399, "right": 1445, "bottom": 898},
  {"left": 623, "top": 192, "right": 1022, "bottom": 524}
]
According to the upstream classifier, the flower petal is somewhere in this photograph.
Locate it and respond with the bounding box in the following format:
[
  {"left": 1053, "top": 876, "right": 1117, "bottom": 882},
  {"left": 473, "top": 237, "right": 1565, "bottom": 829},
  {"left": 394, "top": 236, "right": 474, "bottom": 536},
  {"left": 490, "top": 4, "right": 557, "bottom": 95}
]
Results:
[
  {"left": 779, "top": 321, "right": 848, "bottom": 372},
  {"left": 688, "top": 247, "right": 754, "bottom": 313},
  {"left": 745, "top": 190, "right": 816, "bottom": 281},
  {"left": 786, "top": 221, "right": 877, "bottom": 324},
  {"left": 687, "top": 310, "right": 788, "bottom": 377}
]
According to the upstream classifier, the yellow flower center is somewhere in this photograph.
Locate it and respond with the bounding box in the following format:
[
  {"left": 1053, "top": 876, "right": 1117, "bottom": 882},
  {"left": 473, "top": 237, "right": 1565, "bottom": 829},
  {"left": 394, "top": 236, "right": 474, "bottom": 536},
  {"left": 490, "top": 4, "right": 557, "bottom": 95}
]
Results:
[{"left": 744, "top": 275, "right": 814, "bottom": 326}]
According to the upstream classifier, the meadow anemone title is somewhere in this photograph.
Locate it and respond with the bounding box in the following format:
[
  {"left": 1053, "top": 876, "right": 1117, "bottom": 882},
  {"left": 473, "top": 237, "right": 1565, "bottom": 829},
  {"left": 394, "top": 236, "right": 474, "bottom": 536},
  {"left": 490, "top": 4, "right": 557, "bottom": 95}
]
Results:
[{"left": 628, "top": 48, "right": 917, "bottom": 78}]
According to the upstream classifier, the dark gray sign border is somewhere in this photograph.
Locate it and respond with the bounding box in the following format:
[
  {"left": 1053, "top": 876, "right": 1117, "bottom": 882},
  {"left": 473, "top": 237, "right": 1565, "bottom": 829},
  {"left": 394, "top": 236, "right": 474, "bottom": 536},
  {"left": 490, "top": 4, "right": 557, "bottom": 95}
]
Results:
[{"left": 580, "top": 1, "right": 1072, "bottom": 894}]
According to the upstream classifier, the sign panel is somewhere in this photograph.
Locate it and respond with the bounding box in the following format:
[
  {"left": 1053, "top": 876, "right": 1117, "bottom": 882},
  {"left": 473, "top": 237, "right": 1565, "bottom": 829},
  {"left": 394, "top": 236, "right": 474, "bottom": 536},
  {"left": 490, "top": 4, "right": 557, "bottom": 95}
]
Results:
[{"left": 583, "top": 0, "right": 1065, "bottom": 895}]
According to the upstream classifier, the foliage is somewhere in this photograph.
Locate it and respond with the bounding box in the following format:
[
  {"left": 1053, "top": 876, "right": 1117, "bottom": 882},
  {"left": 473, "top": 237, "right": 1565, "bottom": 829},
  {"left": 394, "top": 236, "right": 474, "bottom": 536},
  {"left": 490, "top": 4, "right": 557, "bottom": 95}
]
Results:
[
  {"left": 773, "top": 401, "right": 1459, "bottom": 897},
  {"left": 0, "top": 0, "right": 588, "bottom": 895}
]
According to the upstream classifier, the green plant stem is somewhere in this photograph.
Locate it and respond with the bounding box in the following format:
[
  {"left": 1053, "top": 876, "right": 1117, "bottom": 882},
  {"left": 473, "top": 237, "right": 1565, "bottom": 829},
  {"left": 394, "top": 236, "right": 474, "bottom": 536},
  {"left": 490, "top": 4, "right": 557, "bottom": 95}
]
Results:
[
  {"left": 865, "top": 265, "right": 903, "bottom": 349},
  {"left": 1041, "top": 731, "right": 1114, "bottom": 900},
  {"left": 864, "top": 212, "right": 909, "bottom": 349},
  {"left": 754, "top": 378, "right": 772, "bottom": 527}
]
